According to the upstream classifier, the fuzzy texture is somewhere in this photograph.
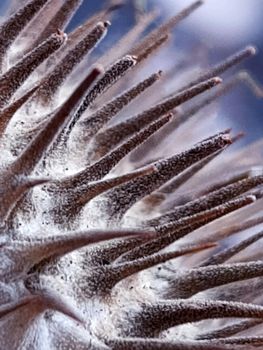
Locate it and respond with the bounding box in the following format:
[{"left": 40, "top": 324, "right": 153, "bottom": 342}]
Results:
[{"left": 0, "top": 1, "right": 263, "bottom": 350}]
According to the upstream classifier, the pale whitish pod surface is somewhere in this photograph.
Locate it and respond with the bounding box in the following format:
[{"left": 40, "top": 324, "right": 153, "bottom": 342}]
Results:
[{"left": 0, "top": 1, "right": 262, "bottom": 350}]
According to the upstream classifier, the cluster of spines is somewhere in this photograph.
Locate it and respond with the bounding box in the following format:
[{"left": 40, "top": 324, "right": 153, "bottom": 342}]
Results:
[{"left": 0, "top": 1, "right": 263, "bottom": 350}]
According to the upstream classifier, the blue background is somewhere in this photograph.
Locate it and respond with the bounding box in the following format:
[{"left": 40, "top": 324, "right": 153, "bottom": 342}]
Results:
[{"left": 0, "top": 0, "right": 262, "bottom": 142}]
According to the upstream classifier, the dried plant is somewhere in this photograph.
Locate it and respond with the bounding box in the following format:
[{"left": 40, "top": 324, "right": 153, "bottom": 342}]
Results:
[{"left": 1, "top": 1, "right": 263, "bottom": 349}]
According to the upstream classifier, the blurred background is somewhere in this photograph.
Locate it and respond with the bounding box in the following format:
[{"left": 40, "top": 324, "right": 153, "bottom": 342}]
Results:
[{"left": 1, "top": 0, "right": 263, "bottom": 141}]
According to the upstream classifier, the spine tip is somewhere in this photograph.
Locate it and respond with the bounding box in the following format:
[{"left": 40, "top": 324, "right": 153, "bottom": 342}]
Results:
[{"left": 246, "top": 45, "right": 257, "bottom": 56}]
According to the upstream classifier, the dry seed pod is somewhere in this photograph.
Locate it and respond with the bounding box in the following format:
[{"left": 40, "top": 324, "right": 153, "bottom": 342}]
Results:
[{"left": 0, "top": 1, "right": 262, "bottom": 350}]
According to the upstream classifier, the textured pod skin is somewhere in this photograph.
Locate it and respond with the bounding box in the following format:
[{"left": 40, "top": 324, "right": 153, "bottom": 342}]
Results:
[{"left": 0, "top": 1, "right": 263, "bottom": 350}]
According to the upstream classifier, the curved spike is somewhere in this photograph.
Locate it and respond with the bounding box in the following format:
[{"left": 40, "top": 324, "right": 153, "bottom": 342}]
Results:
[
  {"left": 11, "top": 66, "right": 102, "bottom": 176},
  {"left": 159, "top": 151, "right": 221, "bottom": 195},
  {"left": 171, "top": 261, "right": 263, "bottom": 298},
  {"left": 37, "top": 21, "right": 109, "bottom": 104},
  {"left": 74, "top": 163, "right": 156, "bottom": 200},
  {"left": 103, "top": 131, "right": 232, "bottom": 221},
  {"left": 2, "top": 229, "right": 154, "bottom": 281},
  {"left": 106, "top": 337, "right": 227, "bottom": 350},
  {"left": 127, "top": 299, "right": 263, "bottom": 337},
  {"left": 155, "top": 195, "right": 256, "bottom": 234},
  {"left": 153, "top": 209, "right": 218, "bottom": 236},
  {"left": 109, "top": 243, "right": 215, "bottom": 286},
  {"left": 199, "top": 229, "right": 263, "bottom": 266},
  {"left": 24, "top": 229, "right": 152, "bottom": 267},
  {"left": 50, "top": 164, "right": 156, "bottom": 223},
  {"left": 80, "top": 71, "right": 162, "bottom": 143},
  {"left": 197, "top": 319, "right": 263, "bottom": 340},
  {"left": 0, "top": 85, "right": 39, "bottom": 136},
  {"left": 166, "top": 75, "right": 241, "bottom": 131},
  {"left": 57, "top": 114, "right": 171, "bottom": 190},
  {"left": 56, "top": 5, "right": 115, "bottom": 62},
  {"left": 130, "top": 73, "right": 253, "bottom": 165},
  {"left": 0, "top": 68, "right": 102, "bottom": 222},
  {"left": 84, "top": 243, "right": 215, "bottom": 296},
  {"left": 238, "top": 70, "right": 263, "bottom": 97},
  {"left": 135, "top": 34, "right": 169, "bottom": 63},
  {"left": 65, "top": 1, "right": 121, "bottom": 43},
  {"left": 48, "top": 13, "right": 104, "bottom": 65},
  {"left": 132, "top": 1, "right": 204, "bottom": 58},
  {"left": 0, "top": 31, "right": 66, "bottom": 109},
  {"left": 144, "top": 151, "right": 222, "bottom": 211},
  {"left": 120, "top": 195, "right": 255, "bottom": 262},
  {"left": 209, "top": 215, "right": 263, "bottom": 242},
  {"left": 183, "top": 70, "right": 263, "bottom": 122},
  {"left": 92, "top": 77, "right": 222, "bottom": 158},
  {"left": 145, "top": 96, "right": 245, "bottom": 174},
  {"left": 201, "top": 169, "right": 258, "bottom": 197},
  {"left": 200, "top": 129, "right": 232, "bottom": 143},
  {"left": 88, "top": 236, "right": 147, "bottom": 266},
  {"left": 205, "top": 273, "right": 263, "bottom": 304},
  {"left": 81, "top": 163, "right": 156, "bottom": 198},
  {"left": 65, "top": 55, "right": 137, "bottom": 137},
  {"left": 33, "top": 0, "right": 83, "bottom": 47},
  {"left": 99, "top": 10, "right": 158, "bottom": 66},
  {"left": 147, "top": 175, "right": 263, "bottom": 227},
  {"left": 179, "top": 46, "right": 256, "bottom": 92},
  {"left": 0, "top": 0, "right": 50, "bottom": 68}
]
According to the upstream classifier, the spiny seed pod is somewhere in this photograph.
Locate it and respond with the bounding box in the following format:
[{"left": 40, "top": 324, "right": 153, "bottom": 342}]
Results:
[{"left": 1, "top": 1, "right": 263, "bottom": 349}]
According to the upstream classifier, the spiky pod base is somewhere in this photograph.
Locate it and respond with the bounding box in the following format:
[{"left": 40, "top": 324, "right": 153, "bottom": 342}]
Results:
[{"left": 0, "top": 1, "right": 263, "bottom": 349}]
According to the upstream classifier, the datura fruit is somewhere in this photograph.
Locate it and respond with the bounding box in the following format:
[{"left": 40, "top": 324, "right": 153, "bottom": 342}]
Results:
[{"left": 0, "top": 1, "right": 263, "bottom": 349}]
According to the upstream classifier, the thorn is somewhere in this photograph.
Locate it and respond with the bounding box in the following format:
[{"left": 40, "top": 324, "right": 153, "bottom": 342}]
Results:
[
  {"left": 37, "top": 21, "right": 108, "bottom": 103},
  {"left": 0, "top": 0, "right": 51, "bottom": 69},
  {"left": 198, "top": 319, "right": 263, "bottom": 340},
  {"left": 122, "top": 195, "right": 254, "bottom": 262},
  {"left": 172, "top": 260, "right": 263, "bottom": 298},
  {"left": 179, "top": 45, "right": 257, "bottom": 92},
  {"left": 147, "top": 175, "right": 263, "bottom": 228},
  {"left": 57, "top": 114, "right": 171, "bottom": 190},
  {"left": 111, "top": 242, "right": 216, "bottom": 286},
  {"left": 199, "top": 229, "right": 263, "bottom": 266},
  {"left": 0, "top": 31, "right": 66, "bottom": 108},
  {"left": 127, "top": 299, "right": 263, "bottom": 337},
  {"left": 11, "top": 67, "right": 102, "bottom": 176},
  {"left": 33, "top": 0, "right": 83, "bottom": 47},
  {"left": 103, "top": 131, "right": 232, "bottom": 221},
  {"left": 132, "top": 0, "right": 204, "bottom": 57},
  {"left": 80, "top": 70, "right": 162, "bottom": 143},
  {"left": 92, "top": 76, "right": 222, "bottom": 158},
  {"left": 65, "top": 55, "right": 137, "bottom": 137}
]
